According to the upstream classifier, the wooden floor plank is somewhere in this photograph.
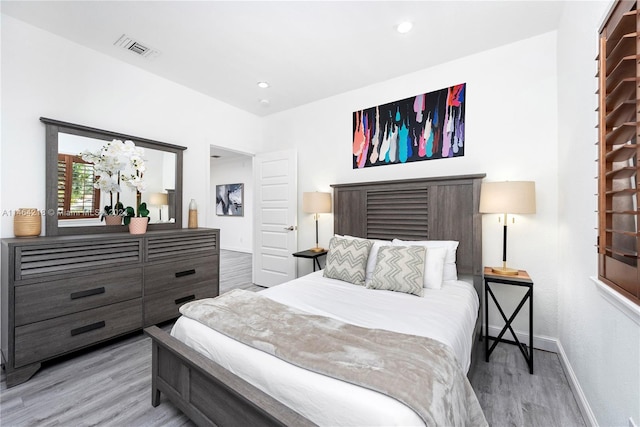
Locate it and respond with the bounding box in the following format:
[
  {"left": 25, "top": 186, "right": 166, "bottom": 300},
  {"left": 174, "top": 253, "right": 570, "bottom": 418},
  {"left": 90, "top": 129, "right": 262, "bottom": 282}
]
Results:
[
  {"left": 470, "top": 345, "right": 586, "bottom": 427},
  {"left": 1, "top": 250, "right": 585, "bottom": 426}
]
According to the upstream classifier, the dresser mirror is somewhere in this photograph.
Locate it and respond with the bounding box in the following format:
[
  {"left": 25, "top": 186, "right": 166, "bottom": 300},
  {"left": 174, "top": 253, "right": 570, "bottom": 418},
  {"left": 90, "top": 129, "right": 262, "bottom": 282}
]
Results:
[{"left": 42, "top": 117, "right": 186, "bottom": 236}]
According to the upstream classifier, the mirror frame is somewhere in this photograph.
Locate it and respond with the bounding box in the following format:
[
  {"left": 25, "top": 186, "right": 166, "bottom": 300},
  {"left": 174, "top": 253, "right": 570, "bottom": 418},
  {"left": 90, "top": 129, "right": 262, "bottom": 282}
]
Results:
[{"left": 42, "top": 117, "right": 186, "bottom": 236}]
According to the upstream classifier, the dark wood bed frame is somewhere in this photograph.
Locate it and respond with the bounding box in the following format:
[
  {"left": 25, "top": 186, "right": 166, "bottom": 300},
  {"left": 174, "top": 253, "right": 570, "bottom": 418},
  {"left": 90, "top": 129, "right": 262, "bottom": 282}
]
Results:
[{"left": 145, "top": 173, "right": 485, "bottom": 427}]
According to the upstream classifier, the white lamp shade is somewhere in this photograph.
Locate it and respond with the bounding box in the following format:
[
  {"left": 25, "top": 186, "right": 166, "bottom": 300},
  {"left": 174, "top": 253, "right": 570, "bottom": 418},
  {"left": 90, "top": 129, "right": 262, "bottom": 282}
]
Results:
[
  {"left": 303, "top": 192, "right": 332, "bottom": 214},
  {"left": 479, "top": 181, "right": 536, "bottom": 214},
  {"left": 149, "top": 192, "right": 168, "bottom": 206}
]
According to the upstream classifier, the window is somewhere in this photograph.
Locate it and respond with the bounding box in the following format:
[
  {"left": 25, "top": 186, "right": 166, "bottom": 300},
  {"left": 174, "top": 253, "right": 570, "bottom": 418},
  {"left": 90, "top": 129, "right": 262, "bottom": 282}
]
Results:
[
  {"left": 597, "top": 0, "right": 639, "bottom": 305},
  {"left": 57, "top": 154, "right": 100, "bottom": 219}
]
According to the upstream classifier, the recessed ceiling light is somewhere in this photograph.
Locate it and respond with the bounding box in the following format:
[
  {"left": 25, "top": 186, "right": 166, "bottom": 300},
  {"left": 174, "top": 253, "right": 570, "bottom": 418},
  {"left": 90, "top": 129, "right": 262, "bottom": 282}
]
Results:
[
  {"left": 257, "top": 81, "right": 270, "bottom": 89},
  {"left": 396, "top": 21, "right": 413, "bottom": 34},
  {"left": 259, "top": 99, "right": 270, "bottom": 106}
]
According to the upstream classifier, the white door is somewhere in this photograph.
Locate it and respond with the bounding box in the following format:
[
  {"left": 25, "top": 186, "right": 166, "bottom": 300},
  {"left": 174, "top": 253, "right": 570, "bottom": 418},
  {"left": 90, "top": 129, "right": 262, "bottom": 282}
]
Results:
[{"left": 253, "top": 149, "right": 297, "bottom": 287}]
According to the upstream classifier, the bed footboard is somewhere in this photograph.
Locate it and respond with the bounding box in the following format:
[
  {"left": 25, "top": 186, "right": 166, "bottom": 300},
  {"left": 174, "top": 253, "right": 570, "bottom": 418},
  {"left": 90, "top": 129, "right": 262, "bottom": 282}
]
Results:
[{"left": 144, "top": 326, "right": 315, "bottom": 427}]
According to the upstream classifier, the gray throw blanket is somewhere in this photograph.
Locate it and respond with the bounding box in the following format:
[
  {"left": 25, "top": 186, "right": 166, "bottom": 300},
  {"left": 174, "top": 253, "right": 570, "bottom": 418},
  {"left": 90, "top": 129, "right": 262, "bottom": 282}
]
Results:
[{"left": 180, "top": 289, "right": 487, "bottom": 427}]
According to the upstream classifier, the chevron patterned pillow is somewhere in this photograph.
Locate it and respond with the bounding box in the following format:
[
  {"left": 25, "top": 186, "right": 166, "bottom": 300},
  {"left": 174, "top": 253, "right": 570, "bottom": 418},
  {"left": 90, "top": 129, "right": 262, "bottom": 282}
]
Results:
[
  {"left": 366, "top": 245, "right": 426, "bottom": 297},
  {"left": 323, "top": 236, "right": 373, "bottom": 286},
  {"left": 392, "top": 239, "right": 459, "bottom": 281}
]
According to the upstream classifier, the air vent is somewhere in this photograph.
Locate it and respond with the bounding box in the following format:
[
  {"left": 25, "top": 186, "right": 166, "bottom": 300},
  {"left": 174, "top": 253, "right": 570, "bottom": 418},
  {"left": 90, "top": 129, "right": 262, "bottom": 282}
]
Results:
[{"left": 114, "top": 34, "right": 160, "bottom": 60}]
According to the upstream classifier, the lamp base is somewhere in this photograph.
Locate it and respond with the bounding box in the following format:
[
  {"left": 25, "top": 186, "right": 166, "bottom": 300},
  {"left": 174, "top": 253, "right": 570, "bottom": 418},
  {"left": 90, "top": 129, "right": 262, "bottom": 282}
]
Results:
[
  {"left": 489, "top": 266, "right": 519, "bottom": 276},
  {"left": 310, "top": 246, "right": 325, "bottom": 253}
]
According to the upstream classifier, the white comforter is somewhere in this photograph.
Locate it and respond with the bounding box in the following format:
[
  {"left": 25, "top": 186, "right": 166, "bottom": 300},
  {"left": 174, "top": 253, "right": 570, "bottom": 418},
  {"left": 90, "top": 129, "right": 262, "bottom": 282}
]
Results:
[{"left": 171, "top": 271, "right": 479, "bottom": 426}]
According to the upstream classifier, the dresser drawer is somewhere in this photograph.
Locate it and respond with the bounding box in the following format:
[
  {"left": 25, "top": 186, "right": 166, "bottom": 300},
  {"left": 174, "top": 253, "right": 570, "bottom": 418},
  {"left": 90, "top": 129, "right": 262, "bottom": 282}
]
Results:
[
  {"left": 14, "top": 298, "right": 142, "bottom": 368},
  {"left": 146, "top": 230, "right": 219, "bottom": 262},
  {"left": 14, "top": 238, "right": 142, "bottom": 281},
  {"left": 143, "top": 282, "right": 218, "bottom": 326},
  {"left": 144, "top": 255, "right": 218, "bottom": 295},
  {"left": 14, "top": 267, "right": 142, "bottom": 326}
]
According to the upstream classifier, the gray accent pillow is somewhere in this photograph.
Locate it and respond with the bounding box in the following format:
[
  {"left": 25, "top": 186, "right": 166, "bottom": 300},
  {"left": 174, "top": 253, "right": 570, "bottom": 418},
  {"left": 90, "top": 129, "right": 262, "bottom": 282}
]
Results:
[
  {"left": 366, "top": 245, "right": 426, "bottom": 297},
  {"left": 323, "top": 236, "right": 373, "bottom": 286}
]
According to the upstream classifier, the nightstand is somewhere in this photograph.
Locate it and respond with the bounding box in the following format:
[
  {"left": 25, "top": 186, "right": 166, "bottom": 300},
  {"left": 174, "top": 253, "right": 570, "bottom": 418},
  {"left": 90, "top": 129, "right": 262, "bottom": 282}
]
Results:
[
  {"left": 484, "top": 267, "right": 534, "bottom": 374},
  {"left": 292, "top": 249, "right": 328, "bottom": 272}
]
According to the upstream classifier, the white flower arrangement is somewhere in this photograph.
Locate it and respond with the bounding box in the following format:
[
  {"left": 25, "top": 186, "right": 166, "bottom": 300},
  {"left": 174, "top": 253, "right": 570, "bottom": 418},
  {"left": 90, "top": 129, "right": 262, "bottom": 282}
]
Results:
[{"left": 80, "top": 139, "right": 146, "bottom": 218}]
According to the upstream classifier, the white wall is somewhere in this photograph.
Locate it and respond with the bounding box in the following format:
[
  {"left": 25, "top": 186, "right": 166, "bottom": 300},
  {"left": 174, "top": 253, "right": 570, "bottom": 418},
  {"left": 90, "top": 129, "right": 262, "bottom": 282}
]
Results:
[
  {"left": 209, "top": 156, "right": 253, "bottom": 253},
  {"left": 264, "top": 32, "right": 560, "bottom": 341},
  {"left": 0, "top": 15, "right": 263, "bottom": 238},
  {"left": 557, "top": 1, "right": 640, "bottom": 426}
]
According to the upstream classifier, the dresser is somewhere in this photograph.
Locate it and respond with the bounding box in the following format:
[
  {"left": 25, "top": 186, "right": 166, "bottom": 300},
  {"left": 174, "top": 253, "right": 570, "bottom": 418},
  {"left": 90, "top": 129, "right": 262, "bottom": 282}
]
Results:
[{"left": 1, "top": 228, "right": 219, "bottom": 387}]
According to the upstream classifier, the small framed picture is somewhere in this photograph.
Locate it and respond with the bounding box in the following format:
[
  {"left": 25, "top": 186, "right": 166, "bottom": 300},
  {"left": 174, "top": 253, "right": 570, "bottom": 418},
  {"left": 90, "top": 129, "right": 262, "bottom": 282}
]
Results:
[{"left": 216, "top": 183, "right": 244, "bottom": 216}]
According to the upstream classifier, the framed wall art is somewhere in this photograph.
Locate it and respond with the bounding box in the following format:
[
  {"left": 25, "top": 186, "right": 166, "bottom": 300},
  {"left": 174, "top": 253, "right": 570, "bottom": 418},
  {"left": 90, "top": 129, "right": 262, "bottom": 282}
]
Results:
[
  {"left": 353, "top": 83, "right": 466, "bottom": 169},
  {"left": 216, "top": 183, "right": 244, "bottom": 216}
]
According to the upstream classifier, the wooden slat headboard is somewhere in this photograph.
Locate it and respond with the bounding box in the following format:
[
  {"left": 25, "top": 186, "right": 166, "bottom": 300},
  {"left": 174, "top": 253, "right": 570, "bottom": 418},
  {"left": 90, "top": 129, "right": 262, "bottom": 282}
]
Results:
[{"left": 331, "top": 174, "right": 485, "bottom": 289}]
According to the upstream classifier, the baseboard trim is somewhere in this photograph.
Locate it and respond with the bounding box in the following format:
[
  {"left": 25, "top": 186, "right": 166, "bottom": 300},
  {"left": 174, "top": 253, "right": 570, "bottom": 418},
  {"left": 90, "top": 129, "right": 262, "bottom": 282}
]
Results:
[
  {"left": 220, "top": 247, "right": 252, "bottom": 254},
  {"left": 556, "top": 341, "right": 598, "bottom": 427}
]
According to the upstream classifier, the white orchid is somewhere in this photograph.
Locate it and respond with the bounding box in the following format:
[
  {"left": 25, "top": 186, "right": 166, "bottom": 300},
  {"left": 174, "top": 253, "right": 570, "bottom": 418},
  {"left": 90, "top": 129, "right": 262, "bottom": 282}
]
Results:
[
  {"left": 94, "top": 174, "right": 121, "bottom": 194},
  {"left": 80, "top": 139, "right": 146, "bottom": 218},
  {"left": 121, "top": 173, "right": 146, "bottom": 193}
]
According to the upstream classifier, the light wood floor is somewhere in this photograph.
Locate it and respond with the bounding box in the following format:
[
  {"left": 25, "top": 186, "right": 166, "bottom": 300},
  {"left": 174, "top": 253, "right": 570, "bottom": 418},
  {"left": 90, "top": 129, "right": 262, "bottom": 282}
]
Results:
[
  {"left": 470, "top": 347, "right": 585, "bottom": 426},
  {"left": 1, "top": 250, "right": 585, "bottom": 426},
  {"left": 218, "top": 249, "right": 263, "bottom": 294}
]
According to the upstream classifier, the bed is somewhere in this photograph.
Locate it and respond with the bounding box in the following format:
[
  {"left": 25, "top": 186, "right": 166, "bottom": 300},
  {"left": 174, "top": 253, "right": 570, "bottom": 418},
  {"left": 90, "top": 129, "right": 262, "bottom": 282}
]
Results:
[{"left": 145, "top": 174, "right": 486, "bottom": 426}]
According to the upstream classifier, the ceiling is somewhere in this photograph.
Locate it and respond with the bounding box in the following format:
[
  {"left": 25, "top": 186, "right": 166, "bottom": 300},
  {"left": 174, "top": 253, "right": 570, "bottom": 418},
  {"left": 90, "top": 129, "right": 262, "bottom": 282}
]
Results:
[{"left": 2, "top": 1, "right": 565, "bottom": 117}]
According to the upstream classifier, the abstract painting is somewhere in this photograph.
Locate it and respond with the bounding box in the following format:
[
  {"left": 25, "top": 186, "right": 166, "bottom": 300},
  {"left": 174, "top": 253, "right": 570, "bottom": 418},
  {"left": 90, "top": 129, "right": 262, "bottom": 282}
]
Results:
[
  {"left": 353, "top": 83, "right": 465, "bottom": 169},
  {"left": 216, "top": 183, "right": 244, "bottom": 216}
]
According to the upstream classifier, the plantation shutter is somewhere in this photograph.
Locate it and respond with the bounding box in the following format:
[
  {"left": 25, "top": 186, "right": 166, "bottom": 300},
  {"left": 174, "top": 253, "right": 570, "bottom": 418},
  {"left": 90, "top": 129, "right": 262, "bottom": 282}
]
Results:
[
  {"left": 57, "top": 154, "right": 100, "bottom": 219},
  {"left": 597, "top": 0, "right": 640, "bottom": 304},
  {"left": 57, "top": 156, "right": 67, "bottom": 214}
]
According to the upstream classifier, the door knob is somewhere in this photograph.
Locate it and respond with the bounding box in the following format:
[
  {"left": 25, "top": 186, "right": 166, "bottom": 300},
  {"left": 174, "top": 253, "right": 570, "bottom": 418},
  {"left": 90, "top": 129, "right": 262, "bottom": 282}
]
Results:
[{"left": 284, "top": 225, "right": 297, "bottom": 231}]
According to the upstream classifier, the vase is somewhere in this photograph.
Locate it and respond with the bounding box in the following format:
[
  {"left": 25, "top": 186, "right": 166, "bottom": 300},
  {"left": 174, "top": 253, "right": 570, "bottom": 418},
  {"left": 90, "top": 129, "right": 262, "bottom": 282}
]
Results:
[
  {"left": 104, "top": 215, "right": 122, "bottom": 226},
  {"left": 188, "top": 199, "right": 198, "bottom": 229},
  {"left": 13, "top": 208, "right": 41, "bottom": 237},
  {"left": 129, "top": 217, "right": 148, "bottom": 235}
]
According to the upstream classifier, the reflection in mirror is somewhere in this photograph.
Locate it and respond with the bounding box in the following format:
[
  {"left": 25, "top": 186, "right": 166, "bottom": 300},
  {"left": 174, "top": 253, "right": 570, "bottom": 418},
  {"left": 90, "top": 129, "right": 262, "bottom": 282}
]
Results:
[
  {"left": 57, "top": 134, "right": 176, "bottom": 226},
  {"left": 43, "top": 117, "right": 186, "bottom": 236}
]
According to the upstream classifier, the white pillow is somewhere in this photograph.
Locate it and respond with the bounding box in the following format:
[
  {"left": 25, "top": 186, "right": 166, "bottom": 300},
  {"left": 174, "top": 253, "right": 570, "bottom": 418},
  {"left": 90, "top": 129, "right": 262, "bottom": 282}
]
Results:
[
  {"left": 392, "top": 239, "right": 459, "bottom": 281},
  {"left": 423, "top": 246, "right": 447, "bottom": 289},
  {"left": 366, "top": 240, "right": 393, "bottom": 282}
]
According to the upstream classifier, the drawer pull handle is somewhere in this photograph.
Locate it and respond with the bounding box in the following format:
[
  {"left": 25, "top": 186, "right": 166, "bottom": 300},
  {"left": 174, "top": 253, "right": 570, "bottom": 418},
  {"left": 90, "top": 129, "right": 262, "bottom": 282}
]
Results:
[
  {"left": 175, "top": 295, "right": 196, "bottom": 305},
  {"left": 70, "top": 287, "right": 105, "bottom": 300},
  {"left": 175, "top": 269, "right": 196, "bottom": 278},
  {"left": 70, "top": 321, "right": 106, "bottom": 337}
]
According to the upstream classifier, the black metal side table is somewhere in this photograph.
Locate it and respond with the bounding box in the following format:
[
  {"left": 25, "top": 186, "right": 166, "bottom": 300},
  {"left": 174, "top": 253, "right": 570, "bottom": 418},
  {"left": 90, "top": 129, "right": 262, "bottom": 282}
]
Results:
[
  {"left": 484, "top": 267, "right": 534, "bottom": 374},
  {"left": 292, "top": 249, "right": 328, "bottom": 272}
]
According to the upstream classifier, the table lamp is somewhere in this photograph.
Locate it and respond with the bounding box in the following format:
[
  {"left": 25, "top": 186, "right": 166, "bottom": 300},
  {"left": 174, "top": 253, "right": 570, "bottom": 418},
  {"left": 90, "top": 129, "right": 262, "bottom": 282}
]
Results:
[
  {"left": 303, "top": 192, "right": 332, "bottom": 252},
  {"left": 149, "top": 192, "right": 168, "bottom": 222},
  {"left": 479, "top": 181, "right": 536, "bottom": 275}
]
